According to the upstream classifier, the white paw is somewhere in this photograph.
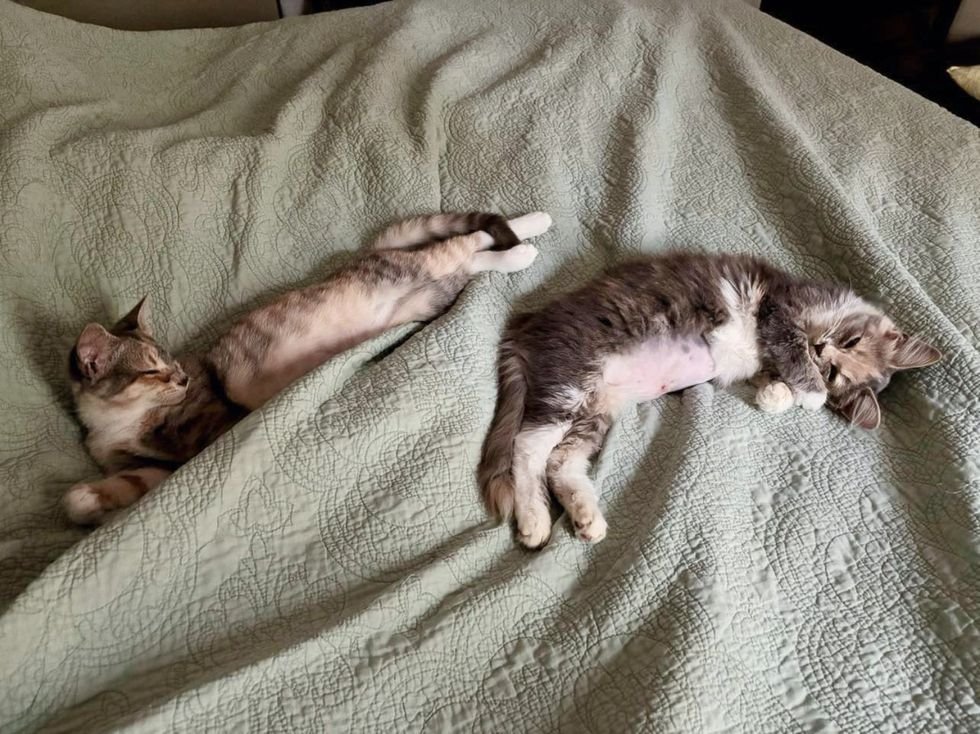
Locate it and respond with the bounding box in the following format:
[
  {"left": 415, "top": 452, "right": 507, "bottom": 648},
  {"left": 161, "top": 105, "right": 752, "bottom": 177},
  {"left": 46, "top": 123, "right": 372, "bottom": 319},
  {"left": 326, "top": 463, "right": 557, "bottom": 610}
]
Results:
[
  {"left": 571, "top": 506, "right": 607, "bottom": 543},
  {"left": 503, "top": 244, "right": 538, "bottom": 272},
  {"left": 756, "top": 381, "right": 794, "bottom": 414},
  {"left": 796, "top": 390, "right": 828, "bottom": 411},
  {"left": 516, "top": 507, "right": 552, "bottom": 549},
  {"left": 64, "top": 483, "right": 106, "bottom": 525},
  {"left": 507, "top": 211, "right": 552, "bottom": 241}
]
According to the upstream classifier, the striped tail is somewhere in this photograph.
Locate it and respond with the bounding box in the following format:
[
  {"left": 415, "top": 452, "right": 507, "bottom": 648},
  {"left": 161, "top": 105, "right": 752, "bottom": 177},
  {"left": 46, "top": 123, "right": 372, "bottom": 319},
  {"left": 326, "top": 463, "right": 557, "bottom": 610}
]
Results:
[{"left": 478, "top": 329, "right": 530, "bottom": 521}]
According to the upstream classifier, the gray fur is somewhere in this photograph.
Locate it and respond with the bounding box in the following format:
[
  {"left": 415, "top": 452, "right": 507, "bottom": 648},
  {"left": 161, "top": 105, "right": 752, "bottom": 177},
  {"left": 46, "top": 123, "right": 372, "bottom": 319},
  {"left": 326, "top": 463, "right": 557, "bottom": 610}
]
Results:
[{"left": 480, "top": 251, "right": 943, "bottom": 548}]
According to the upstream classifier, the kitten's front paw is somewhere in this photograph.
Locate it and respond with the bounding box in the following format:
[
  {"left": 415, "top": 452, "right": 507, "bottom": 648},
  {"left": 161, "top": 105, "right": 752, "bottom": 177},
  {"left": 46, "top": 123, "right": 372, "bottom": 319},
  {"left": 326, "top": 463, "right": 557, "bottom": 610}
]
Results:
[
  {"left": 515, "top": 507, "right": 552, "bottom": 550},
  {"left": 756, "top": 381, "right": 794, "bottom": 413},
  {"left": 64, "top": 483, "right": 107, "bottom": 525},
  {"left": 796, "top": 390, "right": 827, "bottom": 411},
  {"left": 572, "top": 507, "right": 607, "bottom": 544}
]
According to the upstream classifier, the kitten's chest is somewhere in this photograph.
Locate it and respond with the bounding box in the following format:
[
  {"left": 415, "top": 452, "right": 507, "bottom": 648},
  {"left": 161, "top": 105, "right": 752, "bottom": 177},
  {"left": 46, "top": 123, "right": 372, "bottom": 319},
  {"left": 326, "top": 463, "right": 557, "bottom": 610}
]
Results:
[
  {"left": 77, "top": 394, "right": 160, "bottom": 467},
  {"left": 705, "top": 283, "right": 763, "bottom": 385}
]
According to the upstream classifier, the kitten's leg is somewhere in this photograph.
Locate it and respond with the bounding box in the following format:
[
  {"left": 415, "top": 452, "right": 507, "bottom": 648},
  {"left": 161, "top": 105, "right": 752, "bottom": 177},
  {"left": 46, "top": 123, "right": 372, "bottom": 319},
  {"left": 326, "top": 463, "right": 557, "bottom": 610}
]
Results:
[
  {"left": 375, "top": 235, "right": 489, "bottom": 327},
  {"left": 546, "top": 412, "right": 612, "bottom": 543},
  {"left": 758, "top": 310, "right": 827, "bottom": 410},
  {"left": 414, "top": 234, "right": 486, "bottom": 279},
  {"left": 472, "top": 212, "right": 553, "bottom": 250},
  {"left": 376, "top": 212, "right": 552, "bottom": 251},
  {"left": 412, "top": 211, "right": 549, "bottom": 277},
  {"left": 511, "top": 422, "right": 568, "bottom": 549},
  {"left": 64, "top": 467, "right": 171, "bottom": 525},
  {"left": 466, "top": 245, "right": 538, "bottom": 274}
]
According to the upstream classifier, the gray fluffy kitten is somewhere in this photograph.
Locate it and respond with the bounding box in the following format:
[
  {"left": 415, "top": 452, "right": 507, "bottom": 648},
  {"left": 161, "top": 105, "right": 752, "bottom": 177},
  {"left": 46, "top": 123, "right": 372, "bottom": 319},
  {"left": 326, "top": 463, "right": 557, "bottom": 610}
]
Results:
[{"left": 479, "top": 251, "right": 942, "bottom": 549}]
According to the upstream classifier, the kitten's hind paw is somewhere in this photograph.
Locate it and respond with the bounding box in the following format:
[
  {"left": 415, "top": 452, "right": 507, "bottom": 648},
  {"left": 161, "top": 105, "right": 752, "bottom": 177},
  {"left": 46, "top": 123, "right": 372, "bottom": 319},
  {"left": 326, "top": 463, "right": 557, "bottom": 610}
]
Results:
[
  {"left": 507, "top": 212, "right": 553, "bottom": 241},
  {"left": 756, "top": 381, "right": 794, "bottom": 413},
  {"left": 64, "top": 483, "right": 107, "bottom": 525},
  {"left": 573, "top": 509, "right": 607, "bottom": 543},
  {"left": 501, "top": 244, "right": 538, "bottom": 272},
  {"left": 468, "top": 244, "right": 538, "bottom": 275},
  {"left": 516, "top": 507, "right": 552, "bottom": 550}
]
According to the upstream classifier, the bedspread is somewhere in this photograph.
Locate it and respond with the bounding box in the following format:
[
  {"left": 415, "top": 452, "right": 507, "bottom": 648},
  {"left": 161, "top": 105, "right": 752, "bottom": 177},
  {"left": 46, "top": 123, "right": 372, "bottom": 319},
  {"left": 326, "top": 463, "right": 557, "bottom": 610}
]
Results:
[{"left": 1, "top": 0, "right": 978, "bottom": 730}]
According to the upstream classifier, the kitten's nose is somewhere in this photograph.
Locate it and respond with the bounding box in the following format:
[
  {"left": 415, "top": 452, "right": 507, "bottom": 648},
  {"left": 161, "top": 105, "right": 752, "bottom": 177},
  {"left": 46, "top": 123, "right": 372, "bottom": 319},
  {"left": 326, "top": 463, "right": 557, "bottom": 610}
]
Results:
[
  {"left": 814, "top": 342, "right": 826, "bottom": 357},
  {"left": 175, "top": 374, "right": 189, "bottom": 387}
]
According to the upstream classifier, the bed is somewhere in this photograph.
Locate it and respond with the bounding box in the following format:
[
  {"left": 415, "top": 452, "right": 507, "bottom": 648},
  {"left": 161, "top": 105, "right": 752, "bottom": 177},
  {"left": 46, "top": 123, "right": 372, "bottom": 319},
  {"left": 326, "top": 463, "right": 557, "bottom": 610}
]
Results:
[{"left": 1, "top": 0, "right": 978, "bottom": 730}]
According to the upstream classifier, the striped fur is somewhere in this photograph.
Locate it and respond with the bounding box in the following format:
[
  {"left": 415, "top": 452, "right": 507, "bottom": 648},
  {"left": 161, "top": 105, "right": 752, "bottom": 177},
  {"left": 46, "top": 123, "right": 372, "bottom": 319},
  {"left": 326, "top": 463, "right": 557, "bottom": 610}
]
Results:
[{"left": 65, "top": 211, "right": 551, "bottom": 525}]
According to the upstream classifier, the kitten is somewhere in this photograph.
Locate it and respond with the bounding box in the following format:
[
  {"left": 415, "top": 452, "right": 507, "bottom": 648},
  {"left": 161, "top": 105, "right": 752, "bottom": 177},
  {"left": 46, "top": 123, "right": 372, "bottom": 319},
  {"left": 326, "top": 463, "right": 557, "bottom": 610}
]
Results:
[
  {"left": 65, "top": 210, "right": 553, "bottom": 525},
  {"left": 478, "top": 251, "right": 942, "bottom": 549}
]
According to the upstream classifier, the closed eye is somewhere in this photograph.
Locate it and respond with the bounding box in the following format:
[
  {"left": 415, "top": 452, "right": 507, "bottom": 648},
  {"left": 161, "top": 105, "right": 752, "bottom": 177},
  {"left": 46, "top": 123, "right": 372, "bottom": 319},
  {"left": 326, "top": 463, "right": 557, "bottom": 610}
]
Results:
[
  {"left": 842, "top": 336, "right": 862, "bottom": 349},
  {"left": 141, "top": 369, "right": 161, "bottom": 376}
]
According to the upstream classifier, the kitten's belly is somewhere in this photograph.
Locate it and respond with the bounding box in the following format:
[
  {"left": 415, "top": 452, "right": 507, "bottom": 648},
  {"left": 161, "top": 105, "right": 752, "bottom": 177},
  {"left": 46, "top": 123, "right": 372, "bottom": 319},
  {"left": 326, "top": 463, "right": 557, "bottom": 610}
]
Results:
[
  {"left": 602, "top": 335, "right": 716, "bottom": 404},
  {"left": 224, "top": 330, "right": 374, "bottom": 410}
]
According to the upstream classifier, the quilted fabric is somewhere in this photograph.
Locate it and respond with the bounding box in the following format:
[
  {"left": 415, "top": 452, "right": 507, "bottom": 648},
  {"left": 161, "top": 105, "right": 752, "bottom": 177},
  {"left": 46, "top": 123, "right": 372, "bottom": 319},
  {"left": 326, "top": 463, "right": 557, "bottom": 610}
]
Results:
[{"left": 1, "top": 0, "right": 978, "bottom": 730}]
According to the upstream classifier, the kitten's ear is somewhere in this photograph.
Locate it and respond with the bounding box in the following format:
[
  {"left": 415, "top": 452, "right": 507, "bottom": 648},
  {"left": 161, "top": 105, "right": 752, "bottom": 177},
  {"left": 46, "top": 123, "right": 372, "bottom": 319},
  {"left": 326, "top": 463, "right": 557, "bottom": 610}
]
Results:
[
  {"left": 889, "top": 333, "right": 942, "bottom": 371},
  {"left": 115, "top": 297, "right": 150, "bottom": 333},
  {"left": 836, "top": 388, "right": 881, "bottom": 430},
  {"left": 75, "top": 324, "right": 119, "bottom": 380}
]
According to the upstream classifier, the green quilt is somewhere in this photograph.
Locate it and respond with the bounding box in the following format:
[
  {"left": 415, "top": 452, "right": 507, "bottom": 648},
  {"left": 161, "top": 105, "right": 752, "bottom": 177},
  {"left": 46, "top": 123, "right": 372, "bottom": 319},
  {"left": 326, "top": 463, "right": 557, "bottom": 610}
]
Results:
[{"left": 1, "top": 0, "right": 978, "bottom": 730}]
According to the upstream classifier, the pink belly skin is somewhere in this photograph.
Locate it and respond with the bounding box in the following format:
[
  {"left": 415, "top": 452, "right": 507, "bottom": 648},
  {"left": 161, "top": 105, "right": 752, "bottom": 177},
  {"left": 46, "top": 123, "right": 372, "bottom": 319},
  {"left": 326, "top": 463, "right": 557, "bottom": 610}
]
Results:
[{"left": 602, "top": 335, "right": 717, "bottom": 403}]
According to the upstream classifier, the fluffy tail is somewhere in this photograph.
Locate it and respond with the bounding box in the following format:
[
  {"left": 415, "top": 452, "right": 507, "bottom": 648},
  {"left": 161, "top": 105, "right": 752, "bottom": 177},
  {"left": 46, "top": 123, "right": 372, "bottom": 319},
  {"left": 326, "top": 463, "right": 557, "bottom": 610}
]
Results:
[
  {"left": 478, "top": 328, "right": 530, "bottom": 521},
  {"left": 373, "top": 212, "right": 519, "bottom": 251}
]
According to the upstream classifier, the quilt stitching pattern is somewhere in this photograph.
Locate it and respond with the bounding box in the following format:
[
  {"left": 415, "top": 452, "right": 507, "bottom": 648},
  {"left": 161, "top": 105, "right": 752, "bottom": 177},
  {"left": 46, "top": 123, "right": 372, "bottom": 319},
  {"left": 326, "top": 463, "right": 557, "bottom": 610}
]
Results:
[{"left": 0, "top": 0, "right": 978, "bottom": 731}]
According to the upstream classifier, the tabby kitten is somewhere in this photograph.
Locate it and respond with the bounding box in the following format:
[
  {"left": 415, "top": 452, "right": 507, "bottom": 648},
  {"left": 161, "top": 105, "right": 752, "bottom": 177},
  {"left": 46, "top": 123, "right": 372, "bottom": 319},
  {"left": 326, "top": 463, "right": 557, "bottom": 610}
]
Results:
[
  {"left": 66, "top": 210, "right": 552, "bottom": 525},
  {"left": 478, "top": 251, "right": 942, "bottom": 549}
]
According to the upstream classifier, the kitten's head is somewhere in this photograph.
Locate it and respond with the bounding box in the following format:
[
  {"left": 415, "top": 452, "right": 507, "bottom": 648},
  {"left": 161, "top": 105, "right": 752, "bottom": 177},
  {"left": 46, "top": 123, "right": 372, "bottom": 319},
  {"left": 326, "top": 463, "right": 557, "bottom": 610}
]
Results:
[
  {"left": 69, "top": 299, "right": 188, "bottom": 410},
  {"left": 804, "top": 296, "right": 942, "bottom": 429}
]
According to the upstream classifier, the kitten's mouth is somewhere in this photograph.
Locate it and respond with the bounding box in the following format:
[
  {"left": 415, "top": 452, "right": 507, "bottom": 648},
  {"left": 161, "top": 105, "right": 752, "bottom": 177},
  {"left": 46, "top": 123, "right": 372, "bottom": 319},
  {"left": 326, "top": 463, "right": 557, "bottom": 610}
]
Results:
[{"left": 164, "top": 385, "right": 189, "bottom": 404}]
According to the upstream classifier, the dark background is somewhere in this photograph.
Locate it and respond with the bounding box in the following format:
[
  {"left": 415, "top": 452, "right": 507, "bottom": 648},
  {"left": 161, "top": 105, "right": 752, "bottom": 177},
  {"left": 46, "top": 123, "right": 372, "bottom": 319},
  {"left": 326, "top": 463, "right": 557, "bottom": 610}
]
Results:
[{"left": 761, "top": 0, "right": 978, "bottom": 125}]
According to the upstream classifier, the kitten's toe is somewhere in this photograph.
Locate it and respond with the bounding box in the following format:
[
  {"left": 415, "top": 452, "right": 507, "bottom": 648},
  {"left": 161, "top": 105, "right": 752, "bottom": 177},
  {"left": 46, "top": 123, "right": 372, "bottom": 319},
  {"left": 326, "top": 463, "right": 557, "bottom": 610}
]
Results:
[
  {"left": 796, "top": 390, "right": 827, "bottom": 410},
  {"left": 64, "top": 483, "right": 107, "bottom": 526},
  {"left": 756, "top": 381, "right": 794, "bottom": 413},
  {"left": 516, "top": 508, "right": 552, "bottom": 550},
  {"left": 572, "top": 509, "right": 607, "bottom": 543}
]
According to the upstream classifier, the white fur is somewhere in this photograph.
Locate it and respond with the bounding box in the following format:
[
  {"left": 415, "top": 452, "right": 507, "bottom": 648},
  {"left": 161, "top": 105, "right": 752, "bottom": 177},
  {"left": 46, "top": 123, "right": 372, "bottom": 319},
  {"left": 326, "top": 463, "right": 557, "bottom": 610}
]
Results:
[
  {"left": 545, "top": 385, "right": 588, "bottom": 413},
  {"left": 550, "top": 451, "right": 607, "bottom": 543},
  {"left": 467, "top": 244, "right": 538, "bottom": 274},
  {"left": 707, "top": 279, "right": 763, "bottom": 386},
  {"left": 796, "top": 390, "right": 828, "bottom": 410},
  {"left": 603, "top": 334, "right": 717, "bottom": 405},
  {"left": 511, "top": 423, "right": 566, "bottom": 548},
  {"left": 573, "top": 507, "right": 607, "bottom": 543},
  {"left": 76, "top": 391, "right": 159, "bottom": 465},
  {"left": 506, "top": 211, "right": 553, "bottom": 242},
  {"left": 756, "top": 381, "right": 794, "bottom": 413},
  {"left": 64, "top": 483, "right": 105, "bottom": 525},
  {"left": 473, "top": 212, "right": 553, "bottom": 249}
]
